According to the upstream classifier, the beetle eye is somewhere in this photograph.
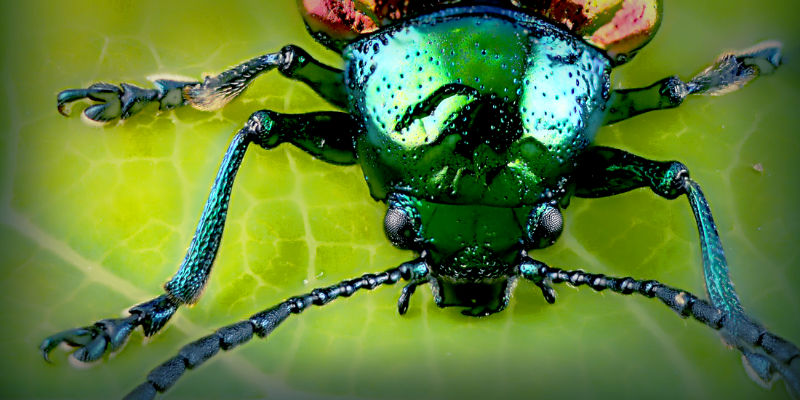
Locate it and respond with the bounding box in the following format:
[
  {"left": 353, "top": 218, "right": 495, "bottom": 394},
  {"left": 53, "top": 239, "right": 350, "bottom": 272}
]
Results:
[
  {"left": 526, "top": 204, "right": 563, "bottom": 248},
  {"left": 384, "top": 207, "right": 417, "bottom": 249}
]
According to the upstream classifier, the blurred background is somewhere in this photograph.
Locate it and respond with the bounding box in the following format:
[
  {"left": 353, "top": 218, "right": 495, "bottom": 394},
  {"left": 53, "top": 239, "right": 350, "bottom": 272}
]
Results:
[{"left": 0, "top": 0, "right": 798, "bottom": 399}]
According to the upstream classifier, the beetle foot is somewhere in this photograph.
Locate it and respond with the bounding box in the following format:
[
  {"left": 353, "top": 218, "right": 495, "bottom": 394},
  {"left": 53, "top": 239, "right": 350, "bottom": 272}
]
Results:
[
  {"left": 40, "top": 314, "right": 139, "bottom": 363},
  {"left": 740, "top": 347, "right": 800, "bottom": 398},
  {"left": 719, "top": 316, "right": 800, "bottom": 398},
  {"left": 687, "top": 41, "right": 782, "bottom": 96},
  {"left": 40, "top": 294, "right": 178, "bottom": 363},
  {"left": 741, "top": 351, "right": 777, "bottom": 387},
  {"left": 57, "top": 79, "right": 197, "bottom": 122}
]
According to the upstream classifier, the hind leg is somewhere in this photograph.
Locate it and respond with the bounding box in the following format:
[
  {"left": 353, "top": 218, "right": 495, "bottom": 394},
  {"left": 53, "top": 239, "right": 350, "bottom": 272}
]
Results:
[{"left": 571, "top": 146, "right": 800, "bottom": 395}]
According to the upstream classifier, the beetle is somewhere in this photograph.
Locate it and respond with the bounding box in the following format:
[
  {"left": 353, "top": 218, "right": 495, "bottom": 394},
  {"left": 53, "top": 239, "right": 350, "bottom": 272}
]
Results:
[{"left": 32, "top": 0, "right": 800, "bottom": 400}]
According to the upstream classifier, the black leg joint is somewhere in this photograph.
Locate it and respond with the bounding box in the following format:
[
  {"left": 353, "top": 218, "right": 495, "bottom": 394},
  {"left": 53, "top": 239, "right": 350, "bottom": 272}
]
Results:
[
  {"left": 129, "top": 294, "right": 179, "bottom": 337},
  {"left": 651, "top": 162, "right": 689, "bottom": 200},
  {"left": 278, "top": 45, "right": 310, "bottom": 76},
  {"left": 659, "top": 76, "right": 689, "bottom": 108},
  {"left": 241, "top": 109, "right": 280, "bottom": 149}
]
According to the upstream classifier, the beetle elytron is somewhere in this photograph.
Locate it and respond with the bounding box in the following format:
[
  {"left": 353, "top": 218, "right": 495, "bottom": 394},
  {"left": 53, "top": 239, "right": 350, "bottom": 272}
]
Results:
[{"left": 42, "top": 0, "right": 799, "bottom": 398}]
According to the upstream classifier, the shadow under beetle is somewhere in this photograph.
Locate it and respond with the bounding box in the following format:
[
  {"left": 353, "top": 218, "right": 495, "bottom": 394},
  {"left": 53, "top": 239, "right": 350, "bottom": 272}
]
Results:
[{"left": 42, "top": 0, "right": 800, "bottom": 398}]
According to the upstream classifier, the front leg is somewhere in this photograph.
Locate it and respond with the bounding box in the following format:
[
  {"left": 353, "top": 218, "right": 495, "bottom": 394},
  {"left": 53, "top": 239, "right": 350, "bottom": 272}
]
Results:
[
  {"left": 572, "top": 146, "right": 799, "bottom": 394},
  {"left": 604, "top": 41, "right": 781, "bottom": 125},
  {"left": 57, "top": 45, "right": 346, "bottom": 122},
  {"left": 41, "top": 109, "right": 359, "bottom": 362}
]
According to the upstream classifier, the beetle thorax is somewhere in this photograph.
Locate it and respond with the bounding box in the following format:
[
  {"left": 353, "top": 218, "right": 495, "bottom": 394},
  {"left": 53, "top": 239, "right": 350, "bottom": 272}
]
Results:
[{"left": 344, "top": 6, "right": 611, "bottom": 207}]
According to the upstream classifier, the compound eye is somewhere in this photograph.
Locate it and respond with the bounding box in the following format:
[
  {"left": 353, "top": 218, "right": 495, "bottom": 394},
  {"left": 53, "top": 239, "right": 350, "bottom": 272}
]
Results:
[
  {"left": 384, "top": 207, "right": 418, "bottom": 249},
  {"left": 526, "top": 204, "right": 563, "bottom": 249}
]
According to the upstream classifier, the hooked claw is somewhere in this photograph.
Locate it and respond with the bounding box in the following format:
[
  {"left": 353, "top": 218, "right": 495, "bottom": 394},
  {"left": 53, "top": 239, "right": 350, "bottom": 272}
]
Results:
[
  {"left": 57, "top": 83, "right": 127, "bottom": 122},
  {"left": 56, "top": 79, "right": 192, "bottom": 122},
  {"left": 40, "top": 315, "right": 139, "bottom": 364}
]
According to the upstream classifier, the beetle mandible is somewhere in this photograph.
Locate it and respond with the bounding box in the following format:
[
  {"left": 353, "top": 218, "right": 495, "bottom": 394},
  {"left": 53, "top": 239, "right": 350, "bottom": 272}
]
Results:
[{"left": 39, "top": 0, "right": 800, "bottom": 399}]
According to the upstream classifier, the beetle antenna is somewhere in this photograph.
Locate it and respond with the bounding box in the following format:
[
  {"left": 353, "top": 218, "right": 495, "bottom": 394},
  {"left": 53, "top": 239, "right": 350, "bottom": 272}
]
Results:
[
  {"left": 123, "top": 259, "right": 430, "bottom": 400},
  {"left": 519, "top": 258, "right": 800, "bottom": 398}
]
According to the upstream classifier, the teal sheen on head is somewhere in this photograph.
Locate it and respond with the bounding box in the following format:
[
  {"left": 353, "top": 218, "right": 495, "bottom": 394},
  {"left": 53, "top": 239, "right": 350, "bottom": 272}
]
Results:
[{"left": 345, "top": 7, "right": 610, "bottom": 206}]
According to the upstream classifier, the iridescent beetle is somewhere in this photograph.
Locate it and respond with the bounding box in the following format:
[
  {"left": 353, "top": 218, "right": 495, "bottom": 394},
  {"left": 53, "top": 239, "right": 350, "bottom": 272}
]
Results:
[{"left": 42, "top": 1, "right": 799, "bottom": 398}]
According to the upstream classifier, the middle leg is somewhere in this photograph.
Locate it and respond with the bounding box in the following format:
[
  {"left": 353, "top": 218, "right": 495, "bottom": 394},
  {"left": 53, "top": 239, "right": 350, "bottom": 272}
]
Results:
[
  {"left": 41, "top": 109, "right": 360, "bottom": 362},
  {"left": 571, "top": 146, "right": 799, "bottom": 393},
  {"left": 517, "top": 257, "right": 799, "bottom": 396}
]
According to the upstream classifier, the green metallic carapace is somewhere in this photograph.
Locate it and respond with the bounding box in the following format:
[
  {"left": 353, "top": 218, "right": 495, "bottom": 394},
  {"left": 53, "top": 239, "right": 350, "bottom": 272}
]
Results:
[
  {"left": 347, "top": 9, "right": 610, "bottom": 206},
  {"left": 43, "top": 2, "right": 798, "bottom": 399},
  {"left": 345, "top": 8, "right": 610, "bottom": 303}
]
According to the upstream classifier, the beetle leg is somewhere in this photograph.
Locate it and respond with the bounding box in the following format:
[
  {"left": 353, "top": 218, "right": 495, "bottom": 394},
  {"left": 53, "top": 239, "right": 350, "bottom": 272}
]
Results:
[
  {"left": 57, "top": 45, "right": 345, "bottom": 122},
  {"left": 166, "top": 109, "right": 361, "bottom": 306},
  {"left": 575, "top": 146, "right": 747, "bottom": 322},
  {"left": 123, "top": 258, "right": 430, "bottom": 400},
  {"left": 573, "top": 146, "right": 686, "bottom": 199},
  {"left": 572, "top": 146, "right": 800, "bottom": 396},
  {"left": 603, "top": 41, "right": 781, "bottom": 125},
  {"left": 41, "top": 109, "right": 359, "bottom": 363},
  {"left": 39, "top": 296, "right": 176, "bottom": 363},
  {"left": 518, "top": 258, "right": 800, "bottom": 398}
]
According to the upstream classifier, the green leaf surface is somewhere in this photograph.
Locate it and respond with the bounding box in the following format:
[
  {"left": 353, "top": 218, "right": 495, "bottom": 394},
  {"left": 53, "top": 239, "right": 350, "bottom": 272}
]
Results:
[{"left": 1, "top": 1, "right": 799, "bottom": 399}]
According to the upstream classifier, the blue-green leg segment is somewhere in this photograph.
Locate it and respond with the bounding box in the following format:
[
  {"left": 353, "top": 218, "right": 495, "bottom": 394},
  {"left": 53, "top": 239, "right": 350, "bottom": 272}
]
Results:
[
  {"left": 165, "top": 110, "right": 357, "bottom": 304},
  {"left": 123, "top": 258, "right": 430, "bottom": 400},
  {"left": 41, "top": 109, "right": 359, "bottom": 363},
  {"left": 603, "top": 41, "right": 781, "bottom": 125},
  {"left": 572, "top": 146, "right": 799, "bottom": 396},
  {"left": 57, "top": 45, "right": 346, "bottom": 122}
]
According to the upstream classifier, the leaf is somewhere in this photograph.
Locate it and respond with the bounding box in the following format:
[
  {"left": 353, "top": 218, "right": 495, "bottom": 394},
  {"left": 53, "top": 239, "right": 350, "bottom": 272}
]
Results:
[{"left": 1, "top": 1, "right": 798, "bottom": 399}]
